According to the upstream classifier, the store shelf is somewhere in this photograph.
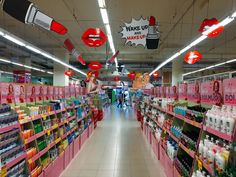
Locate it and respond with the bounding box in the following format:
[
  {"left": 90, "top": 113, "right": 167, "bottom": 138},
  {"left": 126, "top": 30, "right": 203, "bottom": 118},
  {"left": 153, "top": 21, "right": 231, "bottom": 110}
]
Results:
[
  {"left": 204, "top": 126, "right": 233, "bottom": 142},
  {"left": 29, "top": 146, "right": 49, "bottom": 164},
  {"left": 24, "top": 131, "right": 45, "bottom": 144},
  {"left": 2, "top": 153, "right": 26, "bottom": 169},
  {"left": 195, "top": 156, "right": 214, "bottom": 175},
  {"left": 184, "top": 118, "right": 202, "bottom": 128},
  {"left": 0, "top": 123, "right": 20, "bottom": 134},
  {"left": 68, "top": 116, "right": 76, "bottom": 122},
  {"left": 178, "top": 142, "right": 195, "bottom": 158},
  {"left": 169, "top": 132, "right": 179, "bottom": 142}
]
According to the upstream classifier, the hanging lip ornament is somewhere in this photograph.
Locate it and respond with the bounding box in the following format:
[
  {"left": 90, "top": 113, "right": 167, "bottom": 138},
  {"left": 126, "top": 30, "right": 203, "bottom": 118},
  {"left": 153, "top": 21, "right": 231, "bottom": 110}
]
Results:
[
  {"left": 128, "top": 72, "right": 136, "bottom": 80},
  {"left": 88, "top": 61, "right": 102, "bottom": 71},
  {"left": 114, "top": 76, "right": 121, "bottom": 82},
  {"left": 82, "top": 28, "right": 107, "bottom": 47},
  {"left": 64, "top": 70, "right": 74, "bottom": 77},
  {"left": 152, "top": 72, "right": 159, "bottom": 78},
  {"left": 184, "top": 51, "right": 202, "bottom": 64},
  {"left": 199, "top": 18, "right": 224, "bottom": 37}
]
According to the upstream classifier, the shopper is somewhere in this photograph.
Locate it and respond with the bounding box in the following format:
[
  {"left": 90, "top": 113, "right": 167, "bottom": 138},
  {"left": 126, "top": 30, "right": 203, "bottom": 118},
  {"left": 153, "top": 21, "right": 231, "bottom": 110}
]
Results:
[{"left": 117, "top": 92, "right": 123, "bottom": 108}]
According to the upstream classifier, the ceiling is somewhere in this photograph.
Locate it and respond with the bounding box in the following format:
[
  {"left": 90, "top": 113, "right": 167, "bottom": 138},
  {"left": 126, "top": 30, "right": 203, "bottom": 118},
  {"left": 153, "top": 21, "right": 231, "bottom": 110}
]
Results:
[{"left": 0, "top": 0, "right": 236, "bottom": 79}]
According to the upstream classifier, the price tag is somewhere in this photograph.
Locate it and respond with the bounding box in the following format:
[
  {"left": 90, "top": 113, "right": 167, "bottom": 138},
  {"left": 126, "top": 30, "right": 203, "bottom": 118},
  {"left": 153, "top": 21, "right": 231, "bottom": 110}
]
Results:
[
  {"left": 198, "top": 160, "right": 203, "bottom": 170},
  {"left": 47, "top": 130, "right": 50, "bottom": 136},
  {"left": 28, "top": 159, "right": 33, "bottom": 164},
  {"left": 31, "top": 116, "right": 35, "bottom": 120},
  {"left": 52, "top": 124, "right": 58, "bottom": 130},
  {"left": 164, "top": 129, "right": 167, "bottom": 134},
  {"left": 42, "top": 114, "right": 47, "bottom": 121},
  {"left": 0, "top": 166, "right": 7, "bottom": 176},
  {"left": 24, "top": 139, "right": 28, "bottom": 144}
]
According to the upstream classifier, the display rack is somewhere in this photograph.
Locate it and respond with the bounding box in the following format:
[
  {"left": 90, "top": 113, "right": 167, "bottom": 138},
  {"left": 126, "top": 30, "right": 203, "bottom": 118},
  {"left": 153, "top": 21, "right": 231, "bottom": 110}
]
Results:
[
  {"left": 0, "top": 90, "right": 106, "bottom": 177},
  {"left": 136, "top": 92, "right": 236, "bottom": 177}
]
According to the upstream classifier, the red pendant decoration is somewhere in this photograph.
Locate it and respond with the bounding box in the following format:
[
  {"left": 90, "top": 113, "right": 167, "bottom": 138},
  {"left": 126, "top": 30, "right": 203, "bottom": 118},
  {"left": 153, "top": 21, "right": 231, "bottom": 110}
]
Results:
[
  {"left": 64, "top": 70, "right": 74, "bottom": 77},
  {"left": 113, "top": 76, "right": 121, "bottom": 82},
  {"left": 128, "top": 72, "right": 136, "bottom": 80},
  {"left": 199, "top": 18, "right": 224, "bottom": 37},
  {"left": 152, "top": 72, "right": 159, "bottom": 79},
  {"left": 184, "top": 51, "right": 203, "bottom": 64},
  {"left": 82, "top": 28, "right": 107, "bottom": 47},
  {"left": 88, "top": 61, "right": 102, "bottom": 71}
]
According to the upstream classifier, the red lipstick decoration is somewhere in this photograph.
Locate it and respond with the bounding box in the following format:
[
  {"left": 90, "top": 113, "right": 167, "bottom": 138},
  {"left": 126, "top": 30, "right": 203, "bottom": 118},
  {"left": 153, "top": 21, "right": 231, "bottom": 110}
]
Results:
[
  {"left": 82, "top": 28, "right": 107, "bottom": 47},
  {"left": 146, "top": 16, "right": 159, "bottom": 49},
  {"left": 107, "top": 51, "right": 119, "bottom": 64},
  {"left": 152, "top": 72, "right": 159, "bottom": 79},
  {"left": 184, "top": 51, "right": 202, "bottom": 64},
  {"left": 199, "top": 18, "right": 224, "bottom": 37},
  {"left": 64, "top": 70, "right": 74, "bottom": 77},
  {"left": 51, "top": 21, "right": 68, "bottom": 35},
  {"left": 64, "top": 39, "right": 86, "bottom": 65},
  {"left": 88, "top": 61, "right": 102, "bottom": 71}
]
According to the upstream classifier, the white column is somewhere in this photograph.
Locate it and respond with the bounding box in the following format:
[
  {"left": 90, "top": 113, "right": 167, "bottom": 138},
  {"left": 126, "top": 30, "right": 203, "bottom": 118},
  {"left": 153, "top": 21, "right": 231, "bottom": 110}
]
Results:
[
  {"left": 172, "top": 59, "right": 183, "bottom": 86},
  {"left": 53, "top": 52, "right": 69, "bottom": 86}
]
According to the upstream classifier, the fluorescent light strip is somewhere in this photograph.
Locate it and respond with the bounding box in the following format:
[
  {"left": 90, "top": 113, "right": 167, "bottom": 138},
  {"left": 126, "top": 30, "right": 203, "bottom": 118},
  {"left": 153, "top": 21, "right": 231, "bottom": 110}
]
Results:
[
  {"left": 0, "top": 57, "right": 53, "bottom": 75},
  {"left": 183, "top": 58, "right": 236, "bottom": 76},
  {"left": 150, "top": 11, "right": 236, "bottom": 76},
  {"left": 97, "top": 0, "right": 118, "bottom": 68},
  {"left": 0, "top": 28, "right": 86, "bottom": 76}
]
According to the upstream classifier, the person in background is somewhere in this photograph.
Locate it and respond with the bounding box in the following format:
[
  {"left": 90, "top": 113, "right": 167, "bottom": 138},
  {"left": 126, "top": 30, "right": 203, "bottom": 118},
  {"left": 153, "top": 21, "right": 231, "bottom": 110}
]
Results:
[{"left": 117, "top": 91, "right": 123, "bottom": 108}]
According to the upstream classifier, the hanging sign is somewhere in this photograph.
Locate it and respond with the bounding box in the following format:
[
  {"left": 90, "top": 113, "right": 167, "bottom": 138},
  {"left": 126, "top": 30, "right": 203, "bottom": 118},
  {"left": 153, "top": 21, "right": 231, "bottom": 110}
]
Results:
[
  {"left": 187, "top": 83, "right": 201, "bottom": 103},
  {"left": 166, "top": 87, "right": 170, "bottom": 98},
  {"left": 170, "top": 86, "right": 178, "bottom": 100},
  {"left": 26, "top": 84, "right": 36, "bottom": 103},
  {"left": 59, "top": 87, "right": 65, "bottom": 99},
  {"left": 160, "top": 86, "right": 166, "bottom": 98},
  {"left": 36, "top": 85, "right": 44, "bottom": 102},
  {"left": 65, "top": 86, "right": 70, "bottom": 98},
  {"left": 223, "top": 78, "right": 236, "bottom": 105},
  {"left": 0, "top": 83, "right": 15, "bottom": 104},
  {"left": 178, "top": 83, "right": 187, "bottom": 100},
  {"left": 81, "top": 28, "right": 107, "bottom": 47},
  {"left": 200, "top": 80, "right": 223, "bottom": 105},
  {"left": 14, "top": 84, "right": 26, "bottom": 103}
]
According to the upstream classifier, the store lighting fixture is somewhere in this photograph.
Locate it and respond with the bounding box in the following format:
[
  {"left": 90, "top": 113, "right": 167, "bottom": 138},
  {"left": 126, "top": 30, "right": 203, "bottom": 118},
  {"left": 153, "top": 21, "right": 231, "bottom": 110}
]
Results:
[
  {"left": 150, "top": 10, "right": 236, "bottom": 76},
  {"left": 0, "top": 27, "right": 86, "bottom": 76},
  {"left": 0, "top": 57, "right": 53, "bottom": 75},
  {"left": 97, "top": 0, "right": 118, "bottom": 67},
  {"left": 183, "top": 58, "right": 236, "bottom": 76}
]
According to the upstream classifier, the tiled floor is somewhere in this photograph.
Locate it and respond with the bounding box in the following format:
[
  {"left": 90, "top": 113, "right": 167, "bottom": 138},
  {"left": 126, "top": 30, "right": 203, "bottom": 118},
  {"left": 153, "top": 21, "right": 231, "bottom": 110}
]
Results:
[{"left": 60, "top": 106, "right": 166, "bottom": 177}]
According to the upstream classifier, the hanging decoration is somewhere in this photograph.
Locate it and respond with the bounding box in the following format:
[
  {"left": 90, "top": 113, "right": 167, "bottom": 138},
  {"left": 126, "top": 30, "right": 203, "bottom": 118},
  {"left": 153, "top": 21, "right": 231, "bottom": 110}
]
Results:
[
  {"left": 81, "top": 28, "right": 107, "bottom": 47},
  {"left": 107, "top": 50, "right": 120, "bottom": 64},
  {"left": 64, "top": 39, "right": 86, "bottom": 65},
  {"left": 184, "top": 51, "right": 203, "bottom": 64},
  {"left": 120, "top": 16, "right": 160, "bottom": 49},
  {"left": 128, "top": 72, "right": 136, "bottom": 80},
  {"left": 113, "top": 76, "right": 121, "bottom": 82},
  {"left": 64, "top": 70, "right": 74, "bottom": 77},
  {"left": 88, "top": 61, "right": 102, "bottom": 71},
  {"left": 199, "top": 18, "right": 224, "bottom": 37},
  {"left": 152, "top": 72, "right": 159, "bottom": 79},
  {"left": 2, "top": 0, "right": 68, "bottom": 35}
]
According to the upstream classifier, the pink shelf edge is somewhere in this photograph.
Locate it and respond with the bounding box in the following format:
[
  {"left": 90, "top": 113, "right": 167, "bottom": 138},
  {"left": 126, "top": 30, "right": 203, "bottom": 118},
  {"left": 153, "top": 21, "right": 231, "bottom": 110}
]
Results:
[
  {"left": 205, "top": 126, "right": 232, "bottom": 141},
  {"left": 5, "top": 153, "right": 26, "bottom": 169},
  {"left": 179, "top": 142, "right": 195, "bottom": 158},
  {"left": 0, "top": 123, "right": 20, "bottom": 134}
]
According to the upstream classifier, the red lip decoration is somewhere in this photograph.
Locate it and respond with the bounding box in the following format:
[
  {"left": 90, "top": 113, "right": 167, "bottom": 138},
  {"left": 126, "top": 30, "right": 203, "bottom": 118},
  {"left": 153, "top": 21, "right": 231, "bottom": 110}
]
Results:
[
  {"left": 113, "top": 76, "right": 121, "bottom": 82},
  {"left": 82, "top": 28, "right": 107, "bottom": 47},
  {"left": 184, "top": 51, "right": 202, "bottom": 64},
  {"left": 64, "top": 70, "right": 74, "bottom": 77},
  {"left": 152, "top": 72, "right": 159, "bottom": 79},
  {"left": 88, "top": 61, "right": 102, "bottom": 71},
  {"left": 199, "top": 18, "right": 224, "bottom": 37},
  {"left": 128, "top": 72, "right": 136, "bottom": 80}
]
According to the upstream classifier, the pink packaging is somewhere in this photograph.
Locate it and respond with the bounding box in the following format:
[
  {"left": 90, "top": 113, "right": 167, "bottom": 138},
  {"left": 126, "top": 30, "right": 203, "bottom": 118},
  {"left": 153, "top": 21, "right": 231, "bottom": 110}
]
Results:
[{"left": 178, "top": 83, "right": 187, "bottom": 100}]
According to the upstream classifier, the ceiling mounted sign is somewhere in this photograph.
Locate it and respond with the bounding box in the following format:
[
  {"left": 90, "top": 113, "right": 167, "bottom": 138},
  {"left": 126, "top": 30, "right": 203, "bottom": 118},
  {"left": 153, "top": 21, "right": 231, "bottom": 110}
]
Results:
[
  {"left": 152, "top": 71, "right": 159, "bottom": 79},
  {"left": 64, "top": 70, "right": 74, "bottom": 77},
  {"left": 120, "top": 16, "right": 160, "bottom": 49},
  {"left": 88, "top": 61, "right": 102, "bottom": 71},
  {"left": 199, "top": 18, "right": 224, "bottom": 37},
  {"left": 184, "top": 51, "right": 202, "bottom": 64},
  {"left": 82, "top": 28, "right": 107, "bottom": 47}
]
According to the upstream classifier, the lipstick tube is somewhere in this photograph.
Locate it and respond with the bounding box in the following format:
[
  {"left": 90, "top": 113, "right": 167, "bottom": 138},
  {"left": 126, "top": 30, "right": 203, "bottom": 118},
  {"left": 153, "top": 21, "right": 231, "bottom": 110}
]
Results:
[
  {"left": 3, "top": 0, "right": 67, "bottom": 35},
  {"left": 107, "top": 50, "right": 119, "bottom": 64},
  {"left": 146, "top": 16, "right": 160, "bottom": 49},
  {"left": 64, "top": 39, "right": 86, "bottom": 65}
]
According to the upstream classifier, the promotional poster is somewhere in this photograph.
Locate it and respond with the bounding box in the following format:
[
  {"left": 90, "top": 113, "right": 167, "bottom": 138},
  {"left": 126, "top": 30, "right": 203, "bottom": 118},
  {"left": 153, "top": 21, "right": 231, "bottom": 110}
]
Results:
[
  {"left": 178, "top": 83, "right": 187, "bottom": 100},
  {"left": 187, "top": 83, "right": 201, "bottom": 103},
  {"left": 223, "top": 78, "right": 236, "bottom": 105},
  {"left": 26, "top": 84, "right": 36, "bottom": 103},
  {"left": 0, "top": 83, "right": 15, "bottom": 104},
  {"left": 14, "top": 83, "right": 26, "bottom": 103}
]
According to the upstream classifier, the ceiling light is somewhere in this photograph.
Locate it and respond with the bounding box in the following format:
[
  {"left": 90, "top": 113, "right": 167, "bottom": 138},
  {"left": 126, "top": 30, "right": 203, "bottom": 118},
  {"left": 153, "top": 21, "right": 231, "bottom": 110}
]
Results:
[
  {"left": 0, "top": 58, "right": 11, "bottom": 63},
  {"left": 232, "top": 11, "right": 236, "bottom": 18},
  {"left": 105, "top": 24, "right": 112, "bottom": 35},
  {"left": 47, "top": 71, "right": 54, "bottom": 75},
  {"left": 98, "top": 0, "right": 106, "bottom": 8},
  {"left": 3, "top": 34, "right": 26, "bottom": 46},
  {"left": 26, "top": 45, "right": 42, "bottom": 54},
  {"left": 0, "top": 31, "right": 4, "bottom": 36},
  {"left": 100, "top": 9, "right": 109, "bottom": 24},
  {"left": 183, "top": 58, "right": 236, "bottom": 76},
  {"left": 24, "top": 65, "right": 33, "bottom": 69},
  {"left": 11, "top": 62, "right": 24, "bottom": 67}
]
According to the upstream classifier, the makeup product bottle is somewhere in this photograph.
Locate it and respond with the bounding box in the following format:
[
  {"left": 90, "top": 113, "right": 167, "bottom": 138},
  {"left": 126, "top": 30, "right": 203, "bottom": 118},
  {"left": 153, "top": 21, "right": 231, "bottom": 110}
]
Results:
[{"left": 146, "top": 16, "right": 159, "bottom": 49}]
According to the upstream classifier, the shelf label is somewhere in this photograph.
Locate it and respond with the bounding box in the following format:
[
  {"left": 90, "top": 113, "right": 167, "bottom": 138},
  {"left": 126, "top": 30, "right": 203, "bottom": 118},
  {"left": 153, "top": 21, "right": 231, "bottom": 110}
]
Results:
[
  {"left": 198, "top": 160, "right": 203, "bottom": 170},
  {"left": 24, "top": 139, "right": 28, "bottom": 144},
  {"left": 28, "top": 159, "right": 33, "bottom": 164},
  {"left": 47, "top": 130, "right": 50, "bottom": 136},
  {"left": 42, "top": 114, "right": 47, "bottom": 121},
  {"left": 31, "top": 116, "right": 35, "bottom": 120}
]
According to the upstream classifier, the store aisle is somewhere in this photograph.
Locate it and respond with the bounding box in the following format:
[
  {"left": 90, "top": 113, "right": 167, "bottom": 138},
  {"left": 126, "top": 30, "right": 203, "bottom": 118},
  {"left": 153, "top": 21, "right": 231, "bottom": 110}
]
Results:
[{"left": 61, "top": 107, "right": 166, "bottom": 177}]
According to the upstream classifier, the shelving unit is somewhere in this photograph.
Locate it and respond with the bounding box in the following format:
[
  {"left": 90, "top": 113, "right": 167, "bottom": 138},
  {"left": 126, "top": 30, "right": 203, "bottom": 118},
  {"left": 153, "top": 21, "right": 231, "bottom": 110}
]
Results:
[{"left": 137, "top": 93, "right": 236, "bottom": 177}]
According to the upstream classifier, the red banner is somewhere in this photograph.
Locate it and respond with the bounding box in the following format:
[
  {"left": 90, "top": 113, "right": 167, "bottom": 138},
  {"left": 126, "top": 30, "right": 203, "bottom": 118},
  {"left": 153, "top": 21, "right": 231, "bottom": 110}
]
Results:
[
  {"left": 178, "top": 83, "right": 187, "bottom": 100},
  {"left": 187, "top": 83, "right": 201, "bottom": 103},
  {"left": 200, "top": 80, "right": 223, "bottom": 105},
  {"left": 223, "top": 78, "right": 236, "bottom": 105}
]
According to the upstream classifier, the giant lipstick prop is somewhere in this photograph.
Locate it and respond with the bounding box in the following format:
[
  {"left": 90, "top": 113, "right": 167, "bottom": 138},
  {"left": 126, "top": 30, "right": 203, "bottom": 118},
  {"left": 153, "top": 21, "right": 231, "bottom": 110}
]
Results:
[
  {"left": 146, "top": 16, "right": 159, "bottom": 49},
  {"left": 2, "top": 0, "right": 67, "bottom": 35}
]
